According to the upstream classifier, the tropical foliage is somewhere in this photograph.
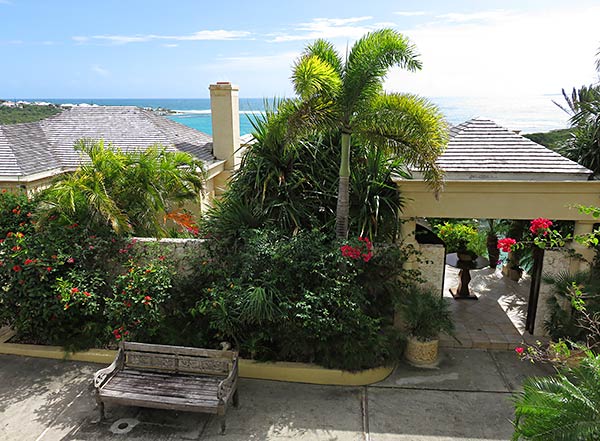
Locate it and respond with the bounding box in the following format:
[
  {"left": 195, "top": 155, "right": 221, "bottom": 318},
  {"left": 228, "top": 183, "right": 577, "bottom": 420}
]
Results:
[
  {"left": 184, "top": 229, "right": 415, "bottom": 370},
  {"left": 0, "top": 103, "right": 62, "bottom": 124},
  {"left": 290, "top": 29, "right": 448, "bottom": 238},
  {"left": 40, "top": 139, "right": 204, "bottom": 237},
  {"left": 398, "top": 288, "right": 455, "bottom": 341},
  {"left": 512, "top": 352, "right": 600, "bottom": 441},
  {"left": 203, "top": 103, "right": 408, "bottom": 242}
]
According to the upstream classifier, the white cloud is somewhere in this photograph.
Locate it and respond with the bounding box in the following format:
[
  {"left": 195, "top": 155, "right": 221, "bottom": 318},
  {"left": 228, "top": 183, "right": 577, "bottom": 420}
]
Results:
[
  {"left": 91, "top": 65, "right": 110, "bottom": 76},
  {"left": 385, "top": 6, "right": 600, "bottom": 97},
  {"left": 162, "top": 43, "right": 178, "bottom": 48},
  {"left": 394, "top": 11, "right": 427, "bottom": 17},
  {"left": 269, "top": 16, "right": 376, "bottom": 43},
  {"left": 206, "top": 51, "right": 300, "bottom": 71},
  {"left": 72, "top": 36, "right": 89, "bottom": 44},
  {"left": 435, "top": 9, "right": 512, "bottom": 23},
  {"left": 74, "top": 30, "right": 251, "bottom": 45}
]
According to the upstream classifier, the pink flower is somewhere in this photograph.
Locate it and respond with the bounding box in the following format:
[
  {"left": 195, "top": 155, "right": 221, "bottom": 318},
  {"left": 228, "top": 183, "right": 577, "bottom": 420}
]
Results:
[
  {"left": 530, "top": 218, "right": 553, "bottom": 236},
  {"left": 497, "top": 238, "right": 517, "bottom": 253},
  {"left": 66, "top": 257, "right": 75, "bottom": 264},
  {"left": 515, "top": 346, "right": 524, "bottom": 355}
]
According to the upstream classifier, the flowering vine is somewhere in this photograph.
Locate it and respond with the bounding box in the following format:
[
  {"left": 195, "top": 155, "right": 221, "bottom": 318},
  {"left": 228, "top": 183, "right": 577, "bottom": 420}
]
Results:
[{"left": 340, "top": 236, "right": 373, "bottom": 262}]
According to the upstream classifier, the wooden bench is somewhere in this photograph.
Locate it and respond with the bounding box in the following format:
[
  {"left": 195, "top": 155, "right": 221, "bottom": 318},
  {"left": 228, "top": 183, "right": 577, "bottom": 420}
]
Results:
[{"left": 94, "top": 342, "right": 239, "bottom": 434}]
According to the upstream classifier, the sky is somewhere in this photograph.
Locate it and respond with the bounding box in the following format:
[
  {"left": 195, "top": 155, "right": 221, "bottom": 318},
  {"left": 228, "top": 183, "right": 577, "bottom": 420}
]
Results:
[{"left": 0, "top": 0, "right": 599, "bottom": 99}]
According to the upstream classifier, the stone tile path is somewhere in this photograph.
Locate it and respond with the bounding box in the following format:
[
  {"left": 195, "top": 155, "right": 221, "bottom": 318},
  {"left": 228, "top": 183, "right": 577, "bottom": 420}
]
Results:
[{"left": 440, "top": 265, "right": 531, "bottom": 350}]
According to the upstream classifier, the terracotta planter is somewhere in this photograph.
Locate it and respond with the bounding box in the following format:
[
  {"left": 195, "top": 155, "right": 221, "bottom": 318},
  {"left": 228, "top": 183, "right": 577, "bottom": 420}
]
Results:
[{"left": 404, "top": 335, "right": 439, "bottom": 367}]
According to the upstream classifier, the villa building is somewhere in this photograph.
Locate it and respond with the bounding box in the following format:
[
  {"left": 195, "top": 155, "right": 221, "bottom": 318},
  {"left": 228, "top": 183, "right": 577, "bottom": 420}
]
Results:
[{"left": 0, "top": 82, "right": 243, "bottom": 211}]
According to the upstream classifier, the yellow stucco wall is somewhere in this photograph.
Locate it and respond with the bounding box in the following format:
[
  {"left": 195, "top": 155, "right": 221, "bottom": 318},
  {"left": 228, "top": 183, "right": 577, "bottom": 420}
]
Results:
[{"left": 397, "top": 180, "right": 600, "bottom": 220}]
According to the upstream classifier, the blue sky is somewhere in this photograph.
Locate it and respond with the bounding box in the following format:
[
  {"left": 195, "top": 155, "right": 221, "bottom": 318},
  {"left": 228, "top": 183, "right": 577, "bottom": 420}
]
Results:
[{"left": 1, "top": 0, "right": 599, "bottom": 98}]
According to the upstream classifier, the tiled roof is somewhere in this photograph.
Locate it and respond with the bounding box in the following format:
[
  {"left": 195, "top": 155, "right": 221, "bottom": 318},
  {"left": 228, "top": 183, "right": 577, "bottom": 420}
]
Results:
[
  {"left": 437, "top": 118, "right": 592, "bottom": 181},
  {"left": 0, "top": 106, "right": 217, "bottom": 180}
]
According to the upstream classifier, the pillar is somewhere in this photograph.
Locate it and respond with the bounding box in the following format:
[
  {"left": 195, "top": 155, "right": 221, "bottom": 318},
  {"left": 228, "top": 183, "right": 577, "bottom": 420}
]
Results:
[
  {"left": 209, "top": 82, "right": 241, "bottom": 195},
  {"left": 570, "top": 220, "right": 595, "bottom": 273}
]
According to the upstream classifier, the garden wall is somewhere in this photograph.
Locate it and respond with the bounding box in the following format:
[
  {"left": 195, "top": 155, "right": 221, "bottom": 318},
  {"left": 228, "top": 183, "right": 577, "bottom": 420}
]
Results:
[
  {"left": 132, "top": 237, "right": 206, "bottom": 275},
  {"left": 417, "top": 243, "right": 446, "bottom": 296},
  {"left": 534, "top": 248, "right": 583, "bottom": 336}
]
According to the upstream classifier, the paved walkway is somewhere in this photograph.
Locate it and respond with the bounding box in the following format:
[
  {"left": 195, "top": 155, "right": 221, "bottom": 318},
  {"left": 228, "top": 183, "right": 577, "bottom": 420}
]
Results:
[
  {"left": 0, "top": 348, "right": 552, "bottom": 440},
  {"left": 441, "top": 266, "right": 531, "bottom": 350}
]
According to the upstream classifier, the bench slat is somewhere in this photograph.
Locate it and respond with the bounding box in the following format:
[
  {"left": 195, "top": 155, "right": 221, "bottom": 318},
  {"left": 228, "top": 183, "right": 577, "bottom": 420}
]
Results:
[
  {"left": 102, "top": 370, "right": 223, "bottom": 401},
  {"left": 125, "top": 351, "right": 231, "bottom": 375},
  {"left": 99, "top": 390, "right": 222, "bottom": 414},
  {"left": 123, "top": 342, "right": 236, "bottom": 360}
]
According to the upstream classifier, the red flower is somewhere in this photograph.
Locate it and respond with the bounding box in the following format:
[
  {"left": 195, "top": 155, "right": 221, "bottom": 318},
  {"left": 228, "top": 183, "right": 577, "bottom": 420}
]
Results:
[
  {"left": 6, "top": 232, "right": 13, "bottom": 238},
  {"left": 66, "top": 257, "right": 75, "bottom": 264},
  {"left": 11, "top": 246, "right": 21, "bottom": 251},
  {"left": 15, "top": 232, "right": 24, "bottom": 238},
  {"left": 158, "top": 255, "right": 165, "bottom": 261},
  {"left": 515, "top": 346, "right": 524, "bottom": 355},
  {"left": 83, "top": 291, "right": 91, "bottom": 297},
  {"left": 530, "top": 218, "right": 553, "bottom": 236},
  {"left": 12, "top": 265, "right": 22, "bottom": 272},
  {"left": 497, "top": 238, "right": 517, "bottom": 253},
  {"left": 46, "top": 267, "right": 52, "bottom": 272},
  {"left": 71, "top": 287, "right": 79, "bottom": 294},
  {"left": 143, "top": 295, "right": 152, "bottom": 305}
]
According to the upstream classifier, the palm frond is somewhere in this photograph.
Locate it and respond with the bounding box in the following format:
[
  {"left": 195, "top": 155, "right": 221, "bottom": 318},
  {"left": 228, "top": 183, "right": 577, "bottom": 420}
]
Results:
[
  {"left": 354, "top": 93, "right": 448, "bottom": 194},
  {"left": 343, "top": 29, "right": 421, "bottom": 117}
]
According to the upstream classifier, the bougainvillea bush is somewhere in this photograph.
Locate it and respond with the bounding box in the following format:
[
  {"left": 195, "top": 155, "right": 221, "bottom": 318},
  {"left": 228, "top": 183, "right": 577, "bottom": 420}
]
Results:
[{"left": 0, "top": 190, "right": 176, "bottom": 350}]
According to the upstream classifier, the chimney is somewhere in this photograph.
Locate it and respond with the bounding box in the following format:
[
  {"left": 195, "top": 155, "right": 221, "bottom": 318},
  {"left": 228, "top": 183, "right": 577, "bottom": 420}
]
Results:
[{"left": 209, "top": 82, "right": 241, "bottom": 171}]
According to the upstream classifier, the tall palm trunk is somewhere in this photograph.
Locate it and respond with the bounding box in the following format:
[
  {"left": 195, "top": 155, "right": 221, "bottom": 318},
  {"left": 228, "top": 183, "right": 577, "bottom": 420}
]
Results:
[{"left": 335, "top": 132, "right": 351, "bottom": 239}]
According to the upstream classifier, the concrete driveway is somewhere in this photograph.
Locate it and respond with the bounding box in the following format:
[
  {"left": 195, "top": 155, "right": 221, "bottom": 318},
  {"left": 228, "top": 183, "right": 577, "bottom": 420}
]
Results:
[{"left": 0, "top": 348, "right": 552, "bottom": 441}]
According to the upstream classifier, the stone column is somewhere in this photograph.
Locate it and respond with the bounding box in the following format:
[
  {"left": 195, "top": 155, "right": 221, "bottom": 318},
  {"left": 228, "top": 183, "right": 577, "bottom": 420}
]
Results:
[
  {"left": 209, "top": 82, "right": 241, "bottom": 195},
  {"left": 570, "top": 220, "right": 595, "bottom": 272}
]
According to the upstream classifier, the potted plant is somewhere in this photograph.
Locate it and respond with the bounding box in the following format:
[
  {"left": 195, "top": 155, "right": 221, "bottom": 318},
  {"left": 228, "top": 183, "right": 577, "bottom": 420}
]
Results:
[
  {"left": 437, "top": 222, "right": 479, "bottom": 261},
  {"left": 399, "top": 288, "right": 457, "bottom": 366}
]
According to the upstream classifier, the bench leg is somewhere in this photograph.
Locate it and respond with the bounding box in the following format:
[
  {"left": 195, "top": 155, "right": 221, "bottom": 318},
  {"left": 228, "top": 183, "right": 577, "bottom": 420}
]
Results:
[
  {"left": 97, "top": 401, "right": 105, "bottom": 422},
  {"left": 95, "top": 392, "right": 105, "bottom": 422},
  {"left": 220, "top": 415, "right": 226, "bottom": 435},
  {"left": 233, "top": 390, "right": 239, "bottom": 408}
]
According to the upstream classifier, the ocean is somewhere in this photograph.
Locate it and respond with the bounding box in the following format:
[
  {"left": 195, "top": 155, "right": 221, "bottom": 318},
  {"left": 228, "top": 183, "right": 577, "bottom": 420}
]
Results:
[{"left": 32, "top": 95, "right": 570, "bottom": 136}]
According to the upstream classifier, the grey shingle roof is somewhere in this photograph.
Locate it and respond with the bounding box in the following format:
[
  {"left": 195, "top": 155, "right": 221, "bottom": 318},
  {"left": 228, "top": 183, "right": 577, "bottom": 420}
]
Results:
[
  {"left": 0, "top": 106, "right": 217, "bottom": 180},
  {"left": 437, "top": 117, "right": 592, "bottom": 181}
]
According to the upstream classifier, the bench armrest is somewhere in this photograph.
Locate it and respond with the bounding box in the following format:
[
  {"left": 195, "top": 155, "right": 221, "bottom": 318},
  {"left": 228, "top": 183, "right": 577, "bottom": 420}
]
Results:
[
  {"left": 217, "top": 355, "right": 238, "bottom": 403},
  {"left": 94, "top": 347, "right": 124, "bottom": 389}
]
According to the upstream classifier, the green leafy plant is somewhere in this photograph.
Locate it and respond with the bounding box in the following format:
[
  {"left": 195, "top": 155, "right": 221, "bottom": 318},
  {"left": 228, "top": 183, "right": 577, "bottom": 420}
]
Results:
[
  {"left": 188, "top": 229, "right": 410, "bottom": 370},
  {"left": 398, "top": 288, "right": 456, "bottom": 341},
  {"left": 512, "top": 352, "right": 600, "bottom": 441},
  {"left": 40, "top": 139, "right": 205, "bottom": 237},
  {"left": 436, "top": 222, "right": 479, "bottom": 255}
]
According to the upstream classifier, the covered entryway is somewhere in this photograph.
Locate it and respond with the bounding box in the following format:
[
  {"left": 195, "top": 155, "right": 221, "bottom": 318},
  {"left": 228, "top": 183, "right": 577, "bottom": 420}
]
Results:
[{"left": 396, "top": 118, "right": 600, "bottom": 343}]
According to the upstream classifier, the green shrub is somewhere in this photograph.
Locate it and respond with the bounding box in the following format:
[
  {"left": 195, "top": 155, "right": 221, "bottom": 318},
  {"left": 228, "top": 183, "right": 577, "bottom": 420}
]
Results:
[
  {"left": 188, "top": 229, "right": 409, "bottom": 370},
  {"left": 436, "top": 222, "right": 479, "bottom": 254}
]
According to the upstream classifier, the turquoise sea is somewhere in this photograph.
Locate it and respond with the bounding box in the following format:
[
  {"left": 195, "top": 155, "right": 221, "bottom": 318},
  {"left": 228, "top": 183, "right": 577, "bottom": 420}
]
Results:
[{"left": 33, "top": 96, "right": 569, "bottom": 136}]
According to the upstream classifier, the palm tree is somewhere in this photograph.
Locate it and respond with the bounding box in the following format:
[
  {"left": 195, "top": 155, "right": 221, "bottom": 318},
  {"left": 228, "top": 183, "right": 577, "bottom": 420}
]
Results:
[
  {"left": 291, "top": 29, "right": 448, "bottom": 239},
  {"left": 512, "top": 352, "right": 600, "bottom": 440},
  {"left": 41, "top": 139, "right": 204, "bottom": 237}
]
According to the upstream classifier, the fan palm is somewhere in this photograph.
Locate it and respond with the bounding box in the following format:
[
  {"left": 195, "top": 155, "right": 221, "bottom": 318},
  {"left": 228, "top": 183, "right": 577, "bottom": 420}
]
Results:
[
  {"left": 291, "top": 29, "right": 448, "bottom": 239},
  {"left": 512, "top": 352, "right": 600, "bottom": 440}
]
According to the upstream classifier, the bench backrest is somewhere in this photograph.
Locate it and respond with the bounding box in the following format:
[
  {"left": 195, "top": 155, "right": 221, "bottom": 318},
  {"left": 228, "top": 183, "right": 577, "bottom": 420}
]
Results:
[{"left": 122, "top": 342, "right": 236, "bottom": 376}]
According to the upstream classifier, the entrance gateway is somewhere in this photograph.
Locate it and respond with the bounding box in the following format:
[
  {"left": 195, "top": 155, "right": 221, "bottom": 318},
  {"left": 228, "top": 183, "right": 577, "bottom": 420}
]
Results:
[{"left": 394, "top": 118, "right": 600, "bottom": 337}]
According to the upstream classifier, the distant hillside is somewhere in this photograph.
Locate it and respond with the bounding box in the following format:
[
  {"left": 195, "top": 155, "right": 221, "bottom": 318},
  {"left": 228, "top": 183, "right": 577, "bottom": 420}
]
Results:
[
  {"left": 0, "top": 104, "right": 62, "bottom": 124},
  {"left": 524, "top": 128, "right": 571, "bottom": 151}
]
